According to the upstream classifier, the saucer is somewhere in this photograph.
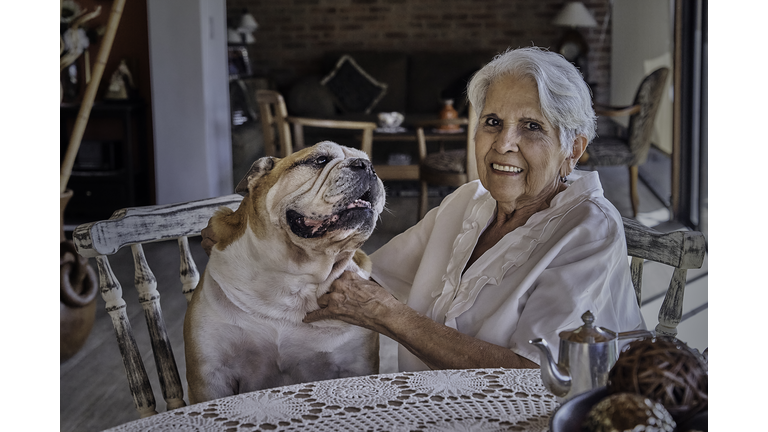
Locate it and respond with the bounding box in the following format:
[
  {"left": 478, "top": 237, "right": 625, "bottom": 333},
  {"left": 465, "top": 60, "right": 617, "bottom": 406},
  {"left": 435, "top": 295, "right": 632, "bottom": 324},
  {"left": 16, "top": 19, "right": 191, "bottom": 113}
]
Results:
[{"left": 375, "top": 126, "right": 407, "bottom": 133}]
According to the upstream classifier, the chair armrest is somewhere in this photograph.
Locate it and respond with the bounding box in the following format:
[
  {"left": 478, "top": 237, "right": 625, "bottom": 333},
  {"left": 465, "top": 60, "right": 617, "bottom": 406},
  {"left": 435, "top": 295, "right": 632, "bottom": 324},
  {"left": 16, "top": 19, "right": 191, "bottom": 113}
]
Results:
[
  {"left": 594, "top": 104, "right": 641, "bottom": 117},
  {"left": 286, "top": 116, "right": 377, "bottom": 130}
]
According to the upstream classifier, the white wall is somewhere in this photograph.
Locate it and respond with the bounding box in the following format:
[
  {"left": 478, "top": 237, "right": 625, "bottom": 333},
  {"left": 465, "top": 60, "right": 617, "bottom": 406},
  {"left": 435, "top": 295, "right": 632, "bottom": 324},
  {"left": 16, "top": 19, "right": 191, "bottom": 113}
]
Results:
[
  {"left": 147, "top": 0, "right": 232, "bottom": 204},
  {"left": 611, "top": 0, "right": 674, "bottom": 154}
]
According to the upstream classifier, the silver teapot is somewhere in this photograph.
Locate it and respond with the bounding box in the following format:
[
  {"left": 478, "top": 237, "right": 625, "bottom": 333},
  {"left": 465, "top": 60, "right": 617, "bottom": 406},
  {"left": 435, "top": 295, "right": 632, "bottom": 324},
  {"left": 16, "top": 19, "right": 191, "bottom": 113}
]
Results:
[{"left": 529, "top": 310, "right": 650, "bottom": 400}]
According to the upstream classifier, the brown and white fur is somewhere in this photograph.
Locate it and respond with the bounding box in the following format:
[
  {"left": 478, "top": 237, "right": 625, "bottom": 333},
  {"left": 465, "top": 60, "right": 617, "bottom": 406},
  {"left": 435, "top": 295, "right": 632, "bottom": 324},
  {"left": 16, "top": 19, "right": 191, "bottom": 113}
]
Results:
[{"left": 184, "top": 141, "right": 385, "bottom": 404}]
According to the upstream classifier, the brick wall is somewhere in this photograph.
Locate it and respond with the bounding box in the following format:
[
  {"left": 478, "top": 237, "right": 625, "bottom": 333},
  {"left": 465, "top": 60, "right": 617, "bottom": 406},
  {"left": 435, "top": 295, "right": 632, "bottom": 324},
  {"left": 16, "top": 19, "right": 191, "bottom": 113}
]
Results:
[{"left": 226, "top": 0, "right": 612, "bottom": 103}]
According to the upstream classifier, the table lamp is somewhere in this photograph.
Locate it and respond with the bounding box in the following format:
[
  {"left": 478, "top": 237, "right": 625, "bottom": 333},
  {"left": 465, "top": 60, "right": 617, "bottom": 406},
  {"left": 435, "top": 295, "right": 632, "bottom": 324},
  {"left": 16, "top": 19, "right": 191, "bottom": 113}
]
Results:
[
  {"left": 552, "top": 2, "right": 597, "bottom": 79},
  {"left": 228, "top": 9, "right": 258, "bottom": 45}
]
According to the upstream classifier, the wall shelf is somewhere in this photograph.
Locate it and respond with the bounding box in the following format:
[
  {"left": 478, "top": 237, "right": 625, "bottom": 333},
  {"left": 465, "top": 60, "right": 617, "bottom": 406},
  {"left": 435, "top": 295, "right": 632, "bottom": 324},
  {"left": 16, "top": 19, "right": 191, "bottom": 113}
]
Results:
[{"left": 61, "top": 101, "right": 149, "bottom": 222}]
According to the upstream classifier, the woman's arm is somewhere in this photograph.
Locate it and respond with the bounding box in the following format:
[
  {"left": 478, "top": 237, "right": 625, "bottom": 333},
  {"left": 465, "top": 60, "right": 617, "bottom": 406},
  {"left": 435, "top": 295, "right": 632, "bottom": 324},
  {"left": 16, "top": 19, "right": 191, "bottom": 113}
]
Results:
[{"left": 303, "top": 271, "right": 538, "bottom": 370}]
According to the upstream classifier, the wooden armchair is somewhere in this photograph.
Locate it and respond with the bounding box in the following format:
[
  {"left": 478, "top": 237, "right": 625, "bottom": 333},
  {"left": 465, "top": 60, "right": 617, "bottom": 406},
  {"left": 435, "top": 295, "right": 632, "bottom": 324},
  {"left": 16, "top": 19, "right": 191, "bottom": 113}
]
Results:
[
  {"left": 581, "top": 67, "right": 670, "bottom": 217},
  {"left": 255, "top": 89, "right": 377, "bottom": 158},
  {"left": 73, "top": 194, "right": 244, "bottom": 418},
  {"left": 415, "top": 103, "right": 478, "bottom": 219},
  {"left": 622, "top": 217, "right": 706, "bottom": 337}
]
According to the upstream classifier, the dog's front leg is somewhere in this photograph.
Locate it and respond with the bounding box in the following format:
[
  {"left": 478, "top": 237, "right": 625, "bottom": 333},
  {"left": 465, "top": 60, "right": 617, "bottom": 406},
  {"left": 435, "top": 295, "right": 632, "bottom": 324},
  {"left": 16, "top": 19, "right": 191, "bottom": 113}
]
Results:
[{"left": 187, "top": 363, "right": 240, "bottom": 404}]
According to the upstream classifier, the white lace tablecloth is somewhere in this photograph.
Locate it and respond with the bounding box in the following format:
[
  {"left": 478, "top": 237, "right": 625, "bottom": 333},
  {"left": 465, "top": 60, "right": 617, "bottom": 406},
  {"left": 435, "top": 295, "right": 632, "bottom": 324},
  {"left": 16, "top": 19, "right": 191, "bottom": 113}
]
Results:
[{"left": 106, "top": 368, "right": 558, "bottom": 431}]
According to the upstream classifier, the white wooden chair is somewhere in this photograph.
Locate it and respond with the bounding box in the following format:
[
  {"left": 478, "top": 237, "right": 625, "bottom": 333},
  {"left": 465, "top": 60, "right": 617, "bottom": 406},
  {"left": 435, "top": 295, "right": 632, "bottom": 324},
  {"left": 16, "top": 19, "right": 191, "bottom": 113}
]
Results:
[
  {"left": 622, "top": 217, "right": 707, "bottom": 337},
  {"left": 255, "top": 89, "right": 377, "bottom": 158},
  {"left": 73, "top": 194, "right": 244, "bottom": 418},
  {"left": 72, "top": 194, "right": 704, "bottom": 419}
]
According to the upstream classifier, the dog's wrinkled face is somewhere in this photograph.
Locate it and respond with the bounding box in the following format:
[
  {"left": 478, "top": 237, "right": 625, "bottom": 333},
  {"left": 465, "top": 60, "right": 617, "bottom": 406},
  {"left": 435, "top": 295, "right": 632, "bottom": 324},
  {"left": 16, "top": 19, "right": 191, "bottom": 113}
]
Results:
[{"left": 239, "top": 141, "right": 385, "bottom": 249}]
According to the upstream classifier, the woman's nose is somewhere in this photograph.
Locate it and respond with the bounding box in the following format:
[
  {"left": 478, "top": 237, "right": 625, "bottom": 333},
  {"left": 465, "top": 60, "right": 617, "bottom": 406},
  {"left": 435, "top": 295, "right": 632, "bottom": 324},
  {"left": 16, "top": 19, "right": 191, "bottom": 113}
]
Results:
[{"left": 494, "top": 127, "right": 520, "bottom": 153}]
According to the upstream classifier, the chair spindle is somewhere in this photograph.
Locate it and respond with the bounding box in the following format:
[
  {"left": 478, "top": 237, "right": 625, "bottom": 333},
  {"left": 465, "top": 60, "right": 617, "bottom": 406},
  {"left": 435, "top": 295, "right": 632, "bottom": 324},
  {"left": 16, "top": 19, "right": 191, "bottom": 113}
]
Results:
[
  {"left": 656, "top": 268, "right": 688, "bottom": 337},
  {"left": 131, "top": 244, "right": 186, "bottom": 411},
  {"left": 629, "top": 256, "right": 644, "bottom": 307},
  {"left": 178, "top": 236, "right": 200, "bottom": 303},
  {"left": 95, "top": 255, "right": 158, "bottom": 418}
]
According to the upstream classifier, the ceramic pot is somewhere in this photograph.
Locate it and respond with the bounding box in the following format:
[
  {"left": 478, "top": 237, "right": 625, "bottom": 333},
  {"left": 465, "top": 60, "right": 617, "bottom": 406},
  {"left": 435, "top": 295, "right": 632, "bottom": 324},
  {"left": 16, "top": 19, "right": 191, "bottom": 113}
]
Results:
[
  {"left": 438, "top": 99, "right": 460, "bottom": 131},
  {"left": 60, "top": 189, "right": 98, "bottom": 362}
]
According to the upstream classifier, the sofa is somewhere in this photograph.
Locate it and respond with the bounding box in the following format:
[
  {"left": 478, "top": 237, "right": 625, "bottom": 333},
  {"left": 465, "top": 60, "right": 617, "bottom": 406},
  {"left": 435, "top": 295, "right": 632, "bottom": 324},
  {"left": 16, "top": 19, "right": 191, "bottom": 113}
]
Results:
[{"left": 280, "top": 50, "right": 497, "bottom": 162}]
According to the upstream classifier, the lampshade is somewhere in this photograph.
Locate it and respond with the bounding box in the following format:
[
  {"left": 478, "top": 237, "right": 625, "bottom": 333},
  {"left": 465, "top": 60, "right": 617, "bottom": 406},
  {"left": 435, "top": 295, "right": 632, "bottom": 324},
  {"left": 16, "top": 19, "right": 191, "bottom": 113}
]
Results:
[
  {"left": 227, "top": 28, "right": 242, "bottom": 44},
  {"left": 552, "top": 2, "right": 597, "bottom": 28},
  {"left": 239, "top": 13, "right": 259, "bottom": 32}
]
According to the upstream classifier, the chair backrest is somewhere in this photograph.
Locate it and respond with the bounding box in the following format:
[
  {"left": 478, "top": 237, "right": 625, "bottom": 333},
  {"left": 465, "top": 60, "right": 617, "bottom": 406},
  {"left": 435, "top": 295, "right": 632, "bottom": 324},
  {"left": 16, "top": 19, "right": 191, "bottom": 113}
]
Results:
[
  {"left": 627, "top": 67, "right": 669, "bottom": 166},
  {"left": 255, "top": 89, "right": 293, "bottom": 157},
  {"left": 622, "top": 217, "right": 706, "bottom": 337},
  {"left": 255, "top": 89, "right": 378, "bottom": 159},
  {"left": 73, "top": 194, "right": 244, "bottom": 419}
]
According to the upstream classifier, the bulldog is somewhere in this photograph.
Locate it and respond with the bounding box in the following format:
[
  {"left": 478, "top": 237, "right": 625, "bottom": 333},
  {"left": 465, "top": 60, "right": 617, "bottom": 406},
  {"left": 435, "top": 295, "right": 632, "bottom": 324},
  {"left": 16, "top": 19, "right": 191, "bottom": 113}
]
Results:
[{"left": 184, "top": 141, "right": 386, "bottom": 404}]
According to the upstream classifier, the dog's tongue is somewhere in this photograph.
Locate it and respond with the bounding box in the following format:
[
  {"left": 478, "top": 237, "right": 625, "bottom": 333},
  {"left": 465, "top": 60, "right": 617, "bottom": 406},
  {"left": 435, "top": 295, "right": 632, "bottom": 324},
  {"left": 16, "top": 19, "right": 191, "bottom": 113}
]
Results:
[
  {"left": 306, "top": 201, "right": 369, "bottom": 233},
  {"left": 304, "top": 214, "right": 339, "bottom": 235}
]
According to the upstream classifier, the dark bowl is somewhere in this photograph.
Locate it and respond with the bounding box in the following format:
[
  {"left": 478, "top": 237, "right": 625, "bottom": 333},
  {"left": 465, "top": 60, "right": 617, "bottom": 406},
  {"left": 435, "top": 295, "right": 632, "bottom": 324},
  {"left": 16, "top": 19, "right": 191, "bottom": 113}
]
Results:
[
  {"left": 550, "top": 387, "right": 708, "bottom": 432},
  {"left": 549, "top": 387, "right": 609, "bottom": 432},
  {"left": 677, "top": 410, "right": 708, "bottom": 431}
]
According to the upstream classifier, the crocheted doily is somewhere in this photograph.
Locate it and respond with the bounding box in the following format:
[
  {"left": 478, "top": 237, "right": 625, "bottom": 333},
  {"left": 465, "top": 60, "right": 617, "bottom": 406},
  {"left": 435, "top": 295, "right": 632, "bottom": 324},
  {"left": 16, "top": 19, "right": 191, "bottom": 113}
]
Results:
[{"left": 106, "top": 368, "right": 557, "bottom": 431}]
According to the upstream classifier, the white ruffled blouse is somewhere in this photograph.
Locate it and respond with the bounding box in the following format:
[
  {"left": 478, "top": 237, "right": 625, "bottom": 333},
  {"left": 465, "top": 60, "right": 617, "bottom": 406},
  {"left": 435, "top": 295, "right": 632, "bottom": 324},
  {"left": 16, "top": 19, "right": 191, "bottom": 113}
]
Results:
[{"left": 370, "top": 171, "right": 645, "bottom": 371}]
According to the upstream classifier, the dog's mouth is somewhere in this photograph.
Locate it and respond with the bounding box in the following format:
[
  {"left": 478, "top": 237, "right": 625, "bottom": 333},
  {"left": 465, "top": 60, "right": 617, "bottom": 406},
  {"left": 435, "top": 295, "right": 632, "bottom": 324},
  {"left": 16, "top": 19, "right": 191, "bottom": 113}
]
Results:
[{"left": 286, "top": 190, "right": 375, "bottom": 239}]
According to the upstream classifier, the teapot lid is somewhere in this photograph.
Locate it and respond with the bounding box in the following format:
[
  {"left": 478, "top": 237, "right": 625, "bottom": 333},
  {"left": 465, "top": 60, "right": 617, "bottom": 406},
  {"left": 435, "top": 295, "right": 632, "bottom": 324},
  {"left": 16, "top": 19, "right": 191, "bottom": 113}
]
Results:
[{"left": 559, "top": 311, "right": 616, "bottom": 343}]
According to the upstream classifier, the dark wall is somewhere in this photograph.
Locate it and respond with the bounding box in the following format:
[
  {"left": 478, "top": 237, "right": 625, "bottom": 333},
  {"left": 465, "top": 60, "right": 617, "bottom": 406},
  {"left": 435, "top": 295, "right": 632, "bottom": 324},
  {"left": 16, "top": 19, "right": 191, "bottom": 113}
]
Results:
[{"left": 226, "top": 0, "right": 613, "bottom": 103}]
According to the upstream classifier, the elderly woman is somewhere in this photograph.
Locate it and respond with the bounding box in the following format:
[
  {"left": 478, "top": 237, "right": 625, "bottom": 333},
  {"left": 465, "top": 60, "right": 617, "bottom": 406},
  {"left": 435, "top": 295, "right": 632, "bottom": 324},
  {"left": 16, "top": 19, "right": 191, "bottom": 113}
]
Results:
[{"left": 301, "top": 47, "right": 645, "bottom": 371}]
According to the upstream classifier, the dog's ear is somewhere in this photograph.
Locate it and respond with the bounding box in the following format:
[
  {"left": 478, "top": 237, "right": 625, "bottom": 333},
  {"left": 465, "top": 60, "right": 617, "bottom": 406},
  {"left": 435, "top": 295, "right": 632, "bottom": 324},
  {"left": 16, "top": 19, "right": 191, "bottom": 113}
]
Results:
[{"left": 235, "top": 156, "right": 278, "bottom": 196}]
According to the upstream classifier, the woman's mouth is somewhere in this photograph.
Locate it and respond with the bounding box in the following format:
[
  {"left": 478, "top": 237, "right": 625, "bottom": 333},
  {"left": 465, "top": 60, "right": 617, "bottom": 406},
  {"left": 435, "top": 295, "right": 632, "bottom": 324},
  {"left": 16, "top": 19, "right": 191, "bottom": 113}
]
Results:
[{"left": 492, "top": 163, "right": 523, "bottom": 173}]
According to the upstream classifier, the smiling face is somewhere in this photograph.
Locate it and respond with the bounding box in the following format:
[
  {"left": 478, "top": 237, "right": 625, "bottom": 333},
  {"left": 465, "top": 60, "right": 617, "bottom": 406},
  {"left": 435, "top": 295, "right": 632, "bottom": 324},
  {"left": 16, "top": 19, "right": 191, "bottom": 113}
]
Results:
[{"left": 475, "top": 74, "right": 574, "bottom": 213}]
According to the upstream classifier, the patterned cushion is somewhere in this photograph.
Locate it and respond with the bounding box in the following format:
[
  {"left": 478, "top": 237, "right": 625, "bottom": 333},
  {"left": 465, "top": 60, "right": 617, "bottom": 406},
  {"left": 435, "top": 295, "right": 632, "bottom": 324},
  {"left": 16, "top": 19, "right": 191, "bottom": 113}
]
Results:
[
  {"left": 423, "top": 150, "right": 467, "bottom": 173},
  {"left": 321, "top": 55, "right": 388, "bottom": 114},
  {"left": 586, "top": 136, "right": 634, "bottom": 166}
]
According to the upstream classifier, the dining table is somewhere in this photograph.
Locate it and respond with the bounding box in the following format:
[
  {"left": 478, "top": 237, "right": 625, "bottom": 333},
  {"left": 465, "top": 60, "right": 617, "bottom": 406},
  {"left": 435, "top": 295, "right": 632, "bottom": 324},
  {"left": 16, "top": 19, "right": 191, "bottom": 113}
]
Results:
[{"left": 105, "top": 368, "right": 559, "bottom": 431}]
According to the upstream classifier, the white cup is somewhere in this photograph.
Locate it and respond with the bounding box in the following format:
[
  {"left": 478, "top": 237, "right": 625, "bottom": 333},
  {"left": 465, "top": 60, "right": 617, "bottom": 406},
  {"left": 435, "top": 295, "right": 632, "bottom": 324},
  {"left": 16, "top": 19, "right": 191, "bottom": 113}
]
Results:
[{"left": 377, "top": 112, "right": 404, "bottom": 129}]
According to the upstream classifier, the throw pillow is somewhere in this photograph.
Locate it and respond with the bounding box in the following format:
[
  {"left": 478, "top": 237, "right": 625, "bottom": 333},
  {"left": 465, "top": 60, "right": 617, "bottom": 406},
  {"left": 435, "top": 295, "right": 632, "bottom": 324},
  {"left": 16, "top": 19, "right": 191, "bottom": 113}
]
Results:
[
  {"left": 287, "top": 76, "right": 337, "bottom": 117},
  {"left": 321, "top": 55, "right": 388, "bottom": 114}
]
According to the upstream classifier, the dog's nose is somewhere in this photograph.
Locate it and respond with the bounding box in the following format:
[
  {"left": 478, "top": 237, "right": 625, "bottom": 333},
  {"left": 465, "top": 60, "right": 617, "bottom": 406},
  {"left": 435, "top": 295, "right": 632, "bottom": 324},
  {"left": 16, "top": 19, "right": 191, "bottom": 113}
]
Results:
[{"left": 349, "top": 158, "right": 371, "bottom": 171}]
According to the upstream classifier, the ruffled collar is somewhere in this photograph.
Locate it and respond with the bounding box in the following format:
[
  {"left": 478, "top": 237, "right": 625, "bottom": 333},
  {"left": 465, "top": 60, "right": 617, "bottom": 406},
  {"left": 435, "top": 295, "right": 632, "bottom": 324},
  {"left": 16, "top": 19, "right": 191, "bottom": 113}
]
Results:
[{"left": 428, "top": 171, "right": 603, "bottom": 324}]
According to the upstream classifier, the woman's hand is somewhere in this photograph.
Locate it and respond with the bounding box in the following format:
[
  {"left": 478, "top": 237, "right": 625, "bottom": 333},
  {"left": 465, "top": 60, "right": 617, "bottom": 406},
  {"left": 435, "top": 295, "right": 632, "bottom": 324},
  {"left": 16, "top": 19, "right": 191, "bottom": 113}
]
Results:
[
  {"left": 303, "top": 271, "right": 401, "bottom": 333},
  {"left": 304, "top": 271, "right": 538, "bottom": 370}
]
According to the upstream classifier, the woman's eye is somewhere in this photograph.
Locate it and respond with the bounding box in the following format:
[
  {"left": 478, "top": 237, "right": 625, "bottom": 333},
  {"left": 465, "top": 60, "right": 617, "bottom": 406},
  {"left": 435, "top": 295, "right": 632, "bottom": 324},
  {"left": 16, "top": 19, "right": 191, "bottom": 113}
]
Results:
[
  {"left": 525, "top": 122, "right": 542, "bottom": 131},
  {"left": 484, "top": 117, "right": 500, "bottom": 127}
]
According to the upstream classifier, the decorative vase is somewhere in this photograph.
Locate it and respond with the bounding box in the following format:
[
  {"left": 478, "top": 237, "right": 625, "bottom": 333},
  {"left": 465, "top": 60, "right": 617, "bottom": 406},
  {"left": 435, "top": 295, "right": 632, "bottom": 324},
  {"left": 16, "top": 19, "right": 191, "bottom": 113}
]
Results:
[
  {"left": 438, "top": 99, "right": 460, "bottom": 131},
  {"left": 60, "top": 189, "right": 98, "bottom": 362}
]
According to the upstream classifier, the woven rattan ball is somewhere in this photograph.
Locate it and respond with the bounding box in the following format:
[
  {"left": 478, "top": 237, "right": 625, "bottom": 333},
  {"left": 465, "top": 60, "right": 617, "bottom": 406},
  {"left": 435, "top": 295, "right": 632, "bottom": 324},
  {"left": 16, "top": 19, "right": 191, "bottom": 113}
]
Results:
[
  {"left": 583, "top": 392, "right": 676, "bottom": 432},
  {"left": 607, "top": 336, "right": 707, "bottom": 423}
]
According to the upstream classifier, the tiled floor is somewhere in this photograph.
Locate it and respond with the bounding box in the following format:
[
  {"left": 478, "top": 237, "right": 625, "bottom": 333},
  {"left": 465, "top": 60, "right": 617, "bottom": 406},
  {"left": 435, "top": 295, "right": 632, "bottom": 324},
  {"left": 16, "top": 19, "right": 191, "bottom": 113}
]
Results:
[{"left": 60, "top": 164, "right": 707, "bottom": 432}]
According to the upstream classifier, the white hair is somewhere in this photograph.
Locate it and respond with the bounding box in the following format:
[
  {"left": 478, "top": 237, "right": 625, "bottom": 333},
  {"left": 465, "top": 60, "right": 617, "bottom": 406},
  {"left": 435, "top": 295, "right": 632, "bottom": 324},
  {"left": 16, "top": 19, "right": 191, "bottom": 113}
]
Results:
[{"left": 466, "top": 47, "right": 597, "bottom": 155}]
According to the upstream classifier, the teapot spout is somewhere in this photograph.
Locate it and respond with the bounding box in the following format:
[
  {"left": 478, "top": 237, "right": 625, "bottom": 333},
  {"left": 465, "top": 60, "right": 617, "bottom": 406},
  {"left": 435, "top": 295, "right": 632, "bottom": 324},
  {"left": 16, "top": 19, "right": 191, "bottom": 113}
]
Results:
[{"left": 529, "top": 338, "right": 571, "bottom": 398}]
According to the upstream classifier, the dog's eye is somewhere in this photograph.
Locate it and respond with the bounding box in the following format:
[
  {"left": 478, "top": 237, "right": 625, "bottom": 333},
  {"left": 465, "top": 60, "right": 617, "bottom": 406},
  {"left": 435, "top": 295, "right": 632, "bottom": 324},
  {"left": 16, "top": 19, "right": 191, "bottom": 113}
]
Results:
[{"left": 314, "top": 156, "right": 330, "bottom": 167}]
